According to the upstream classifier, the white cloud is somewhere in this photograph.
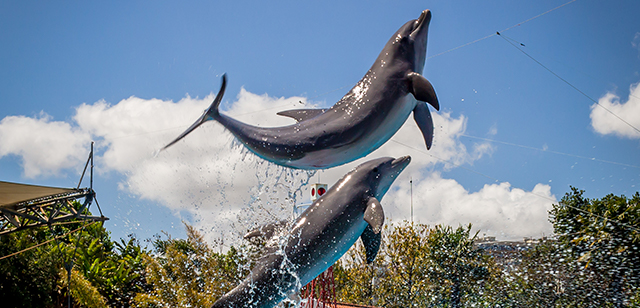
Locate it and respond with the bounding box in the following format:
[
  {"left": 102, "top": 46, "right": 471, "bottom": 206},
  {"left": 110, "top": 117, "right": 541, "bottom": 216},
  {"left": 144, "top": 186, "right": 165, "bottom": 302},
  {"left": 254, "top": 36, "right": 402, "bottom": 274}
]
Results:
[
  {"left": 488, "top": 123, "right": 498, "bottom": 136},
  {"left": 632, "top": 32, "right": 640, "bottom": 57},
  {"left": 383, "top": 172, "right": 556, "bottom": 240},
  {"left": 73, "top": 88, "right": 314, "bottom": 239},
  {"left": 590, "top": 81, "right": 640, "bottom": 139},
  {"left": 0, "top": 112, "right": 91, "bottom": 178},
  {"left": 0, "top": 88, "right": 555, "bottom": 242}
]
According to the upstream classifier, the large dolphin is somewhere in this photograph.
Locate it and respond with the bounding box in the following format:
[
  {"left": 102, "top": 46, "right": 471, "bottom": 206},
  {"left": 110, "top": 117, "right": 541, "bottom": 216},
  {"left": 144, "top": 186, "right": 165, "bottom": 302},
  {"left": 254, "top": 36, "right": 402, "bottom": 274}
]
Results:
[
  {"left": 211, "top": 156, "right": 411, "bottom": 308},
  {"left": 162, "top": 10, "right": 438, "bottom": 169}
]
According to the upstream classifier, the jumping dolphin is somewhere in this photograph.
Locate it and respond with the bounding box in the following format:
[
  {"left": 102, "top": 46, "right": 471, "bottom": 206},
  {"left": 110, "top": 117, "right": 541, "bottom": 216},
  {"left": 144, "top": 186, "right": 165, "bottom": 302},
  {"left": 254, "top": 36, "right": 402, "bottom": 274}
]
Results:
[
  {"left": 162, "top": 10, "right": 438, "bottom": 170},
  {"left": 211, "top": 156, "right": 411, "bottom": 308}
]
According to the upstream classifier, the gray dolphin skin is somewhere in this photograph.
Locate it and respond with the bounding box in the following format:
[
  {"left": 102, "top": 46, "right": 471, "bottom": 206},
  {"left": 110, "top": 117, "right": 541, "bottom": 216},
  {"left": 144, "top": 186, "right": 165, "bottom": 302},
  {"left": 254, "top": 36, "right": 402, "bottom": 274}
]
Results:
[
  {"left": 211, "top": 156, "right": 411, "bottom": 308},
  {"left": 162, "top": 10, "right": 438, "bottom": 169}
]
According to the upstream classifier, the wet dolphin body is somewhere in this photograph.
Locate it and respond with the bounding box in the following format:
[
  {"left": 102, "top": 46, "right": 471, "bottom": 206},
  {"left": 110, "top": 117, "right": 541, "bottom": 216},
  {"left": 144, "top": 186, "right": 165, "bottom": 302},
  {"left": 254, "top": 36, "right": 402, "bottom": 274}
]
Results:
[
  {"left": 211, "top": 156, "right": 411, "bottom": 308},
  {"left": 162, "top": 10, "right": 438, "bottom": 169}
]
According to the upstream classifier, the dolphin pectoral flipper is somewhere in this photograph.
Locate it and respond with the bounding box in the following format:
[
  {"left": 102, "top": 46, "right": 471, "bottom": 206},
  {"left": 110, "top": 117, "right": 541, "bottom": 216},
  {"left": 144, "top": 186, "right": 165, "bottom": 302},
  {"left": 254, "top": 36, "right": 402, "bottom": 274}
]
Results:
[
  {"left": 413, "top": 102, "right": 434, "bottom": 150},
  {"left": 164, "top": 9, "right": 437, "bottom": 170},
  {"left": 407, "top": 72, "right": 439, "bottom": 111},
  {"left": 360, "top": 224, "right": 382, "bottom": 264},
  {"left": 276, "top": 108, "right": 328, "bottom": 123},
  {"left": 211, "top": 156, "right": 411, "bottom": 308},
  {"left": 364, "top": 197, "right": 385, "bottom": 234}
]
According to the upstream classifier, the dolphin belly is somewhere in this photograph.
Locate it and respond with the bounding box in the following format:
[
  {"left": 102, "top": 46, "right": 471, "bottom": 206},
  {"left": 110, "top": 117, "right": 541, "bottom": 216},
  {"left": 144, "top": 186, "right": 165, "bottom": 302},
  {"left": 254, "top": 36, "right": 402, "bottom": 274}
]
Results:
[
  {"left": 293, "top": 218, "right": 368, "bottom": 285},
  {"left": 287, "top": 95, "right": 416, "bottom": 169}
]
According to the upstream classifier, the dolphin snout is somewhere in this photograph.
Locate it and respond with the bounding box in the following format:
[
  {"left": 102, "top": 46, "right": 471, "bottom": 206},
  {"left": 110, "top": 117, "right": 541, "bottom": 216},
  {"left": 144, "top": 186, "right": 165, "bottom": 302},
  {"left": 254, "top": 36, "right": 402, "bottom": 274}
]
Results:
[
  {"left": 411, "top": 10, "right": 431, "bottom": 39},
  {"left": 392, "top": 155, "right": 411, "bottom": 170},
  {"left": 419, "top": 10, "right": 431, "bottom": 25}
]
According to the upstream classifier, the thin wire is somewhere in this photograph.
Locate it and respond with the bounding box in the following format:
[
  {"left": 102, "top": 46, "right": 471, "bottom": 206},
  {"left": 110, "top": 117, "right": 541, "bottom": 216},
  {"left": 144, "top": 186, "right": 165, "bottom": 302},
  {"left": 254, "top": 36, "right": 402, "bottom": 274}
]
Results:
[
  {"left": 0, "top": 221, "right": 100, "bottom": 261},
  {"left": 389, "top": 137, "right": 640, "bottom": 234},
  {"left": 497, "top": 32, "right": 640, "bottom": 135},
  {"left": 389, "top": 139, "right": 499, "bottom": 182},
  {"left": 500, "top": 34, "right": 640, "bottom": 103},
  {"left": 427, "top": 0, "right": 577, "bottom": 59},
  {"left": 101, "top": 0, "right": 580, "bottom": 144},
  {"left": 428, "top": 33, "right": 497, "bottom": 59},
  {"left": 460, "top": 134, "right": 640, "bottom": 169},
  {"left": 502, "top": 0, "right": 577, "bottom": 32}
]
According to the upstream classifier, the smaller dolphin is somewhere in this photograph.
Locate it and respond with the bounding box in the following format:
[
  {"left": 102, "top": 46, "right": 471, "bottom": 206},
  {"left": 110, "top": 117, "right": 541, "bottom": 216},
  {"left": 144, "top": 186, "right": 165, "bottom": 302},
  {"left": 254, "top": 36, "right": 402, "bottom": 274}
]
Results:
[
  {"left": 211, "top": 156, "right": 411, "bottom": 308},
  {"left": 161, "top": 10, "right": 438, "bottom": 169}
]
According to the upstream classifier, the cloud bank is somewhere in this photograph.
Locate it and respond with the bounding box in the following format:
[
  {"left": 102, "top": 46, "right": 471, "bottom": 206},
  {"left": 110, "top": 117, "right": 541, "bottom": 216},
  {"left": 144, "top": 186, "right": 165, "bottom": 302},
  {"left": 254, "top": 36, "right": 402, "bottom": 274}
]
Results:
[
  {"left": 0, "top": 112, "right": 91, "bottom": 177},
  {"left": 0, "top": 88, "right": 555, "bottom": 241},
  {"left": 590, "top": 81, "right": 640, "bottom": 139},
  {"left": 385, "top": 173, "right": 554, "bottom": 239}
]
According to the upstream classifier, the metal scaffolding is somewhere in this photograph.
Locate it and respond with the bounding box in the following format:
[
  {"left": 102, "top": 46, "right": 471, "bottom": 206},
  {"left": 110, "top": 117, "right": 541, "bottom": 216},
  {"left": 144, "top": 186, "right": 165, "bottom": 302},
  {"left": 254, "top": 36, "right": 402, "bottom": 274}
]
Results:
[
  {"left": 0, "top": 142, "right": 108, "bottom": 235},
  {"left": 0, "top": 185, "right": 106, "bottom": 235}
]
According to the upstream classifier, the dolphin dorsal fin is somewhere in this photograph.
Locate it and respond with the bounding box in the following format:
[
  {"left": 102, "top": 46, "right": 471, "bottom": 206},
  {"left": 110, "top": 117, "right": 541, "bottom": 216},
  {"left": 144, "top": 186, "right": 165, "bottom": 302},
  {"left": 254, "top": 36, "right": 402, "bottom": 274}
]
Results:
[
  {"left": 243, "top": 220, "right": 288, "bottom": 240},
  {"left": 407, "top": 72, "right": 439, "bottom": 111},
  {"left": 360, "top": 224, "right": 382, "bottom": 264},
  {"left": 276, "top": 108, "right": 328, "bottom": 122},
  {"left": 364, "top": 197, "right": 385, "bottom": 234}
]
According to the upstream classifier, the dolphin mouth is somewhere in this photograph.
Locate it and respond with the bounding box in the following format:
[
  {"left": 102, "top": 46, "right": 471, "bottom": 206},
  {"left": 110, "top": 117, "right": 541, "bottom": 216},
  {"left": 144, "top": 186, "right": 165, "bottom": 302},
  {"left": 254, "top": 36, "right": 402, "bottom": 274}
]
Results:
[
  {"left": 411, "top": 10, "right": 431, "bottom": 37},
  {"left": 391, "top": 155, "right": 411, "bottom": 171}
]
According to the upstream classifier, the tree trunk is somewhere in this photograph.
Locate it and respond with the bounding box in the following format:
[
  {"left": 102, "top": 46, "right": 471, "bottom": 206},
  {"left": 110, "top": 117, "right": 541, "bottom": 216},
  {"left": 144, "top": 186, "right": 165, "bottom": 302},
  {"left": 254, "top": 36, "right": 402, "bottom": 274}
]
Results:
[{"left": 451, "top": 275, "right": 461, "bottom": 308}]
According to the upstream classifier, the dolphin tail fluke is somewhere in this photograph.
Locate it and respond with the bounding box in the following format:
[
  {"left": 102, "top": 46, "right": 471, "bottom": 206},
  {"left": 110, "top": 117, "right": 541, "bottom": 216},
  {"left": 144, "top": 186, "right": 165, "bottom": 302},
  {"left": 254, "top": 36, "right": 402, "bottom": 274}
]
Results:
[
  {"left": 413, "top": 102, "right": 434, "bottom": 150},
  {"left": 205, "top": 74, "right": 228, "bottom": 119},
  {"left": 159, "top": 74, "right": 227, "bottom": 152}
]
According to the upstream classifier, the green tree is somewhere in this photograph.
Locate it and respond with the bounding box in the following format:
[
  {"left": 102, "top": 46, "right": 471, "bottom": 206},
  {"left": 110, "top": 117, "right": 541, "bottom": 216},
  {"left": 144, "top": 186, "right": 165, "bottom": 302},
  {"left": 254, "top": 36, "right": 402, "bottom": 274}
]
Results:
[
  {"left": 336, "top": 221, "right": 494, "bottom": 308},
  {"left": 549, "top": 187, "right": 640, "bottom": 307},
  {"left": 424, "top": 224, "right": 489, "bottom": 308},
  {"left": 496, "top": 240, "right": 577, "bottom": 308},
  {"left": 378, "top": 222, "right": 431, "bottom": 308},
  {"left": 58, "top": 267, "right": 107, "bottom": 308},
  {"left": 71, "top": 234, "right": 148, "bottom": 307},
  {"left": 0, "top": 227, "right": 61, "bottom": 308},
  {"left": 133, "top": 224, "right": 249, "bottom": 308},
  {"left": 334, "top": 240, "right": 383, "bottom": 307},
  {"left": 0, "top": 201, "right": 148, "bottom": 308}
]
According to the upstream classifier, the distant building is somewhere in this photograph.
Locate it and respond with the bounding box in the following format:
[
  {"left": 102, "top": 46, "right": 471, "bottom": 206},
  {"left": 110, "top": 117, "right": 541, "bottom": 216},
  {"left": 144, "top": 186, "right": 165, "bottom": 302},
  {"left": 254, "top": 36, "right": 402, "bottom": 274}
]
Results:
[{"left": 475, "top": 236, "right": 548, "bottom": 270}]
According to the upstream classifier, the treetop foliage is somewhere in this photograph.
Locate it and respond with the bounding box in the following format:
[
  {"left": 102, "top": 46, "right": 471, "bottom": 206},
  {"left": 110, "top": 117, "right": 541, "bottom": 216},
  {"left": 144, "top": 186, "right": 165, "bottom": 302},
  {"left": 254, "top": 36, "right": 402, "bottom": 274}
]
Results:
[{"left": 1, "top": 189, "right": 639, "bottom": 307}]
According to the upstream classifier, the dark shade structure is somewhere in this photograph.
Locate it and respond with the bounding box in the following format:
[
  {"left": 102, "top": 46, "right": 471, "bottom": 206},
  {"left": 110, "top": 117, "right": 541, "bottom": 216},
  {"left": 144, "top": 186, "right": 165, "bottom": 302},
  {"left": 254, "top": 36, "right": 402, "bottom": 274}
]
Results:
[{"left": 0, "top": 181, "right": 107, "bottom": 235}]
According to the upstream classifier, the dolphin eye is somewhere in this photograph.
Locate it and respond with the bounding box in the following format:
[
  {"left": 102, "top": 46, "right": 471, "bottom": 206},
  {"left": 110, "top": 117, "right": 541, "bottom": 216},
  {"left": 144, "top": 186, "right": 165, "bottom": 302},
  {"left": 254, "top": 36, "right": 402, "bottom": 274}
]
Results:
[{"left": 373, "top": 167, "right": 379, "bottom": 173}]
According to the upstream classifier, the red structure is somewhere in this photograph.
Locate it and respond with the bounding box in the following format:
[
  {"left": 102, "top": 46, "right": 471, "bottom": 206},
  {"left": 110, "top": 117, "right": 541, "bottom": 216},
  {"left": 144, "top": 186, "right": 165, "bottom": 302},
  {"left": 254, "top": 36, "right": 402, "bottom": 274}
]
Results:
[
  {"left": 300, "top": 266, "right": 337, "bottom": 308},
  {"left": 298, "top": 183, "right": 383, "bottom": 308}
]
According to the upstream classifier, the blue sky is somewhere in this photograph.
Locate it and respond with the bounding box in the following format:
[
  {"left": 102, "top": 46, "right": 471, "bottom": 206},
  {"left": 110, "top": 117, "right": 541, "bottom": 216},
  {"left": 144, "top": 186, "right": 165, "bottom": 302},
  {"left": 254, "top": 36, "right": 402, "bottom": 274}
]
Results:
[{"left": 1, "top": 0, "right": 639, "bottom": 243}]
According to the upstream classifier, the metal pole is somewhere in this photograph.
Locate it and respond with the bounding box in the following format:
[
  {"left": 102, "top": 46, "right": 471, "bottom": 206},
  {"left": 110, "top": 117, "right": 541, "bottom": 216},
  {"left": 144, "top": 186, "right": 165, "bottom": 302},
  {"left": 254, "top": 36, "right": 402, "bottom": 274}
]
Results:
[
  {"left": 410, "top": 178, "right": 413, "bottom": 223},
  {"left": 67, "top": 261, "right": 71, "bottom": 308},
  {"left": 90, "top": 141, "right": 94, "bottom": 190}
]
